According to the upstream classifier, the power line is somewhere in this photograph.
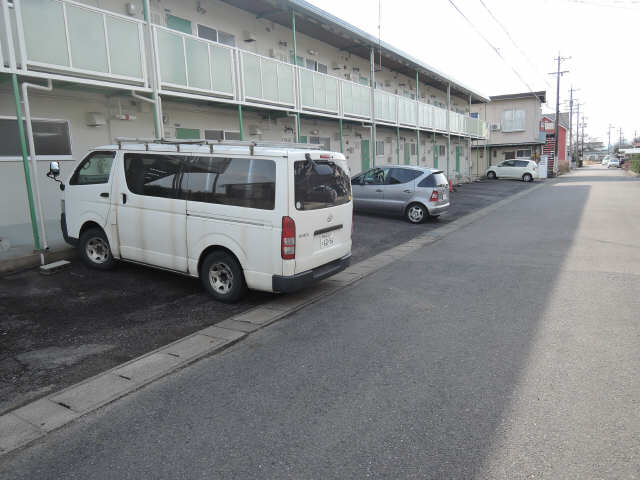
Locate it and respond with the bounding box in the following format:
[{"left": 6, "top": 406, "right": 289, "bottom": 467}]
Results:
[
  {"left": 477, "top": 0, "right": 554, "bottom": 90},
  {"left": 447, "top": 0, "right": 545, "bottom": 103}
]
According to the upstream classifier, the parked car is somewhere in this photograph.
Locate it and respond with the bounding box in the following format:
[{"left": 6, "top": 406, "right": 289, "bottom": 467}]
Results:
[
  {"left": 486, "top": 159, "right": 537, "bottom": 182},
  {"left": 47, "top": 140, "right": 353, "bottom": 302},
  {"left": 601, "top": 155, "right": 611, "bottom": 165},
  {"left": 607, "top": 157, "right": 620, "bottom": 168},
  {"left": 351, "top": 165, "right": 449, "bottom": 224}
]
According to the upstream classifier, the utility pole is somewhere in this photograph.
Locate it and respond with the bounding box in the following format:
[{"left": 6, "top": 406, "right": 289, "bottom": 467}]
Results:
[
  {"left": 581, "top": 119, "right": 586, "bottom": 160},
  {"left": 549, "top": 53, "right": 570, "bottom": 174},
  {"left": 568, "top": 87, "right": 577, "bottom": 166},
  {"left": 574, "top": 103, "right": 581, "bottom": 161},
  {"left": 608, "top": 124, "right": 614, "bottom": 155},
  {"left": 619, "top": 128, "right": 623, "bottom": 153}
]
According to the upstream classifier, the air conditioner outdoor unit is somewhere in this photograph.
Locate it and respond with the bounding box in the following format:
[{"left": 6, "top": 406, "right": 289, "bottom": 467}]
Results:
[{"left": 490, "top": 122, "right": 501, "bottom": 131}]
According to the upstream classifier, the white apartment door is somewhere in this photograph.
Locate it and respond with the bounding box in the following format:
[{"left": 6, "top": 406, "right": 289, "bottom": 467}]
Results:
[{"left": 116, "top": 152, "right": 188, "bottom": 272}]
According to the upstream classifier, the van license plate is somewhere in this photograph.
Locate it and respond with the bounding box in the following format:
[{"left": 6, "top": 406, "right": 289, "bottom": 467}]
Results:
[{"left": 319, "top": 232, "right": 335, "bottom": 249}]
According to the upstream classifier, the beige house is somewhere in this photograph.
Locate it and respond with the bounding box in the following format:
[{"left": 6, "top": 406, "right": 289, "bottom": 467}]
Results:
[
  {"left": 470, "top": 91, "right": 546, "bottom": 178},
  {"left": 0, "top": 0, "right": 489, "bottom": 257}
]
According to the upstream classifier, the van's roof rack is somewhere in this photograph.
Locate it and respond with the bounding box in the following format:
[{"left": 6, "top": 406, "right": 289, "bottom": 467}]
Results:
[{"left": 113, "top": 137, "right": 322, "bottom": 154}]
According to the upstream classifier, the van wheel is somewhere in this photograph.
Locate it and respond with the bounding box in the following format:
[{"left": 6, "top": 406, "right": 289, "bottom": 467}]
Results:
[
  {"left": 487, "top": 171, "right": 497, "bottom": 179},
  {"left": 200, "top": 251, "right": 247, "bottom": 303},
  {"left": 406, "top": 203, "right": 426, "bottom": 224},
  {"left": 79, "top": 228, "right": 114, "bottom": 270},
  {"left": 522, "top": 173, "right": 533, "bottom": 182}
]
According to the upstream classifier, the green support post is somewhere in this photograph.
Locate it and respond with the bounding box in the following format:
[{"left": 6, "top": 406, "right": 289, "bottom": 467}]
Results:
[
  {"left": 296, "top": 114, "right": 301, "bottom": 142},
  {"left": 339, "top": 118, "right": 343, "bottom": 153},
  {"left": 237, "top": 104, "right": 244, "bottom": 140},
  {"left": 11, "top": 73, "right": 40, "bottom": 250},
  {"left": 396, "top": 127, "right": 400, "bottom": 164},
  {"left": 416, "top": 72, "right": 419, "bottom": 164},
  {"left": 143, "top": 0, "right": 160, "bottom": 138}
]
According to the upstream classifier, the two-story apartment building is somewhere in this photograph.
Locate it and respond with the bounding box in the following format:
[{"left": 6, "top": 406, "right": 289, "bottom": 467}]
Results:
[
  {"left": 0, "top": 0, "right": 488, "bottom": 255},
  {"left": 471, "top": 91, "right": 546, "bottom": 178}
]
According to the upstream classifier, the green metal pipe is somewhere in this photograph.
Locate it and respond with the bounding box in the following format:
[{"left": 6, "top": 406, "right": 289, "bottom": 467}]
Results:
[
  {"left": 237, "top": 104, "right": 244, "bottom": 140},
  {"left": 296, "top": 114, "right": 301, "bottom": 142},
  {"left": 396, "top": 126, "right": 400, "bottom": 164},
  {"left": 11, "top": 73, "right": 40, "bottom": 250},
  {"left": 339, "top": 118, "right": 343, "bottom": 153},
  {"left": 416, "top": 72, "right": 419, "bottom": 164},
  {"left": 143, "top": 0, "right": 160, "bottom": 138}
]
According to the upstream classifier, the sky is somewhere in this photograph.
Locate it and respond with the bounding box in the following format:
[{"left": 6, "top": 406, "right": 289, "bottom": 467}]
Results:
[{"left": 308, "top": 0, "right": 640, "bottom": 147}]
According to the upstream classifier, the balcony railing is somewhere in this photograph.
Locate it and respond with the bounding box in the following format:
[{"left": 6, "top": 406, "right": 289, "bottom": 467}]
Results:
[
  {"left": 3, "top": 0, "right": 487, "bottom": 138},
  {"left": 154, "top": 26, "right": 234, "bottom": 98},
  {"left": 15, "top": 0, "right": 146, "bottom": 85}
]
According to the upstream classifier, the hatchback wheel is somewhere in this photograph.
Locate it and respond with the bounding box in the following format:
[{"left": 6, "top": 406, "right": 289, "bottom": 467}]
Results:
[
  {"left": 487, "top": 171, "right": 497, "bottom": 179},
  {"left": 522, "top": 173, "right": 533, "bottom": 182},
  {"left": 406, "top": 203, "right": 427, "bottom": 224},
  {"left": 200, "top": 251, "right": 247, "bottom": 303},
  {"left": 79, "top": 228, "right": 114, "bottom": 270}
]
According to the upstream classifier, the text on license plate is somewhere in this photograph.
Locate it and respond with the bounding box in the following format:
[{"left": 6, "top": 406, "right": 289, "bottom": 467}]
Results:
[{"left": 318, "top": 232, "right": 335, "bottom": 249}]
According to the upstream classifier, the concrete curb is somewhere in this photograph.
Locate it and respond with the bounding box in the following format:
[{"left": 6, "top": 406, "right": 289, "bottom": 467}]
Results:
[{"left": 0, "top": 180, "right": 550, "bottom": 457}]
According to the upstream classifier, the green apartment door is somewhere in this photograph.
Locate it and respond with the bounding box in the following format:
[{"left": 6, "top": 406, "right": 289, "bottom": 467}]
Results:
[
  {"left": 361, "top": 139, "right": 370, "bottom": 172},
  {"left": 176, "top": 128, "right": 200, "bottom": 140},
  {"left": 404, "top": 142, "right": 410, "bottom": 165},
  {"left": 433, "top": 144, "right": 438, "bottom": 168},
  {"left": 456, "top": 146, "right": 461, "bottom": 173}
]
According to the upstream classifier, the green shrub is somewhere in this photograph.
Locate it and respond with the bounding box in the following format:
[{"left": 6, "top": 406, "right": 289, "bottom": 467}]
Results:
[{"left": 631, "top": 154, "right": 640, "bottom": 174}]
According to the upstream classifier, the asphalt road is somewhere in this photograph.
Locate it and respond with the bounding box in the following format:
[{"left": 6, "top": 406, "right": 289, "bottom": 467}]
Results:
[
  {"left": 2, "top": 167, "right": 639, "bottom": 478},
  {"left": 0, "top": 178, "right": 532, "bottom": 415}
]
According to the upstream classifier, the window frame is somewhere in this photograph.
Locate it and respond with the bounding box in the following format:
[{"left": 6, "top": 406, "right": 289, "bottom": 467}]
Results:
[
  {"left": 375, "top": 140, "right": 385, "bottom": 157},
  {"left": 0, "top": 116, "right": 73, "bottom": 161}
]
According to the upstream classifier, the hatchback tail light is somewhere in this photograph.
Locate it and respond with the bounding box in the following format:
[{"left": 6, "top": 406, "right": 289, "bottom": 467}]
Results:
[
  {"left": 430, "top": 190, "right": 439, "bottom": 202},
  {"left": 281, "top": 216, "right": 296, "bottom": 260}
]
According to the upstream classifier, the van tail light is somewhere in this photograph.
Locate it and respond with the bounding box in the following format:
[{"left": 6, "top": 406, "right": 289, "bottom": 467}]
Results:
[
  {"left": 281, "top": 216, "right": 296, "bottom": 260},
  {"left": 430, "top": 190, "right": 439, "bottom": 202}
]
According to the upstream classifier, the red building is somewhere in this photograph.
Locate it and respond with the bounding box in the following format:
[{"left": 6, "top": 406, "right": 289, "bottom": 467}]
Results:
[{"left": 541, "top": 113, "right": 569, "bottom": 175}]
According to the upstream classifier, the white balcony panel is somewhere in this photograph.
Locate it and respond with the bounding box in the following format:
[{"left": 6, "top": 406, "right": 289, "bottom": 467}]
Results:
[
  {"left": 66, "top": 5, "right": 108, "bottom": 72},
  {"left": 185, "top": 38, "right": 210, "bottom": 90},
  {"left": 157, "top": 29, "right": 187, "bottom": 86},
  {"left": 342, "top": 81, "right": 370, "bottom": 118},
  {"left": 20, "top": 0, "right": 145, "bottom": 83},
  {"left": 210, "top": 44, "right": 233, "bottom": 94},
  {"left": 241, "top": 52, "right": 294, "bottom": 106},
  {"left": 374, "top": 90, "right": 397, "bottom": 123},
  {"left": 398, "top": 97, "right": 416, "bottom": 126},
  {"left": 300, "top": 69, "right": 339, "bottom": 113},
  {"left": 106, "top": 17, "right": 142, "bottom": 79},
  {"left": 22, "top": 0, "right": 69, "bottom": 67}
]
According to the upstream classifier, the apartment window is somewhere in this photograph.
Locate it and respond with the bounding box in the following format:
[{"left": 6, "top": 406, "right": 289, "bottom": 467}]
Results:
[
  {"left": 0, "top": 118, "right": 72, "bottom": 158},
  {"left": 225, "top": 131, "right": 242, "bottom": 140},
  {"left": 205, "top": 130, "right": 242, "bottom": 141},
  {"left": 183, "top": 157, "right": 276, "bottom": 210},
  {"left": 504, "top": 151, "right": 515, "bottom": 160},
  {"left": 309, "top": 136, "right": 331, "bottom": 150},
  {"left": 439, "top": 145, "right": 445, "bottom": 156},
  {"left": 376, "top": 140, "right": 384, "bottom": 156},
  {"left": 359, "top": 75, "right": 369, "bottom": 86},
  {"left": 502, "top": 109, "right": 525, "bottom": 132},
  {"left": 197, "top": 25, "right": 236, "bottom": 46},
  {"left": 166, "top": 14, "right": 192, "bottom": 34},
  {"left": 306, "top": 58, "right": 317, "bottom": 71},
  {"left": 516, "top": 149, "right": 531, "bottom": 158},
  {"left": 470, "top": 112, "right": 478, "bottom": 118},
  {"left": 317, "top": 63, "right": 328, "bottom": 74}
]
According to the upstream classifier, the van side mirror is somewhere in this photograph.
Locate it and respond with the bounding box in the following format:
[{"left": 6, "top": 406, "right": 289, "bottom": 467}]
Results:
[{"left": 48, "top": 161, "right": 60, "bottom": 178}]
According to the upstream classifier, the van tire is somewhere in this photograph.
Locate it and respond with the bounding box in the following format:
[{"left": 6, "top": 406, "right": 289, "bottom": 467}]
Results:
[
  {"left": 487, "top": 171, "right": 497, "bottom": 179},
  {"left": 522, "top": 173, "right": 533, "bottom": 182},
  {"left": 406, "top": 203, "right": 427, "bottom": 224},
  {"left": 200, "top": 251, "right": 247, "bottom": 303},
  {"left": 79, "top": 227, "right": 115, "bottom": 270}
]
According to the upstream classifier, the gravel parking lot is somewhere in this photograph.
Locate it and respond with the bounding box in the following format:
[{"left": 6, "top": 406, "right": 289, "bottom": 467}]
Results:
[{"left": 0, "top": 178, "right": 537, "bottom": 414}]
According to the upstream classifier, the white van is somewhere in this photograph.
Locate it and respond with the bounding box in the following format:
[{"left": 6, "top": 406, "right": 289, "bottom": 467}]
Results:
[{"left": 48, "top": 139, "right": 353, "bottom": 302}]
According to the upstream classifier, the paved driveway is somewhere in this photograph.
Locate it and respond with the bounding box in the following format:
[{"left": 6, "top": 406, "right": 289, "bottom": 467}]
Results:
[{"left": 0, "top": 178, "right": 536, "bottom": 414}]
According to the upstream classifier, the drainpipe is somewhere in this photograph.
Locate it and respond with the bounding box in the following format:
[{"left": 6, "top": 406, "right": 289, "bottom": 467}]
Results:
[
  {"left": 446, "top": 82, "right": 451, "bottom": 180},
  {"left": 11, "top": 74, "right": 41, "bottom": 253},
  {"left": 287, "top": 112, "right": 299, "bottom": 142},
  {"left": 339, "top": 118, "right": 343, "bottom": 153},
  {"left": 143, "top": 0, "right": 162, "bottom": 138},
  {"left": 22, "top": 79, "right": 53, "bottom": 261},
  {"left": 369, "top": 47, "right": 376, "bottom": 168},
  {"left": 416, "top": 72, "right": 420, "bottom": 164},
  {"left": 291, "top": 9, "right": 301, "bottom": 140},
  {"left": 237, "top": 104, "right": 244, "bottom": 140}
]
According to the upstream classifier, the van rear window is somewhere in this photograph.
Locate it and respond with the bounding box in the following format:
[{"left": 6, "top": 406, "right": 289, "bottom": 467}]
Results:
[{"left": 294, "top": 160, "right": 351, "bottom": 211}]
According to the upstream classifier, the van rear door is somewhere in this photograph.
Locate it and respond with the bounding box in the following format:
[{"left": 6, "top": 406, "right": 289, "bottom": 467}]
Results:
[{"left": 288, "top": 153, "right": 352, "bottom": 274}]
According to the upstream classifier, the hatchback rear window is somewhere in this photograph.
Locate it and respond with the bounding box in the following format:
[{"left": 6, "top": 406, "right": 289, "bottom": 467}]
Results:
[
  {"left": 294, "top": 160, "right": 351, "bottom": 210},
  {"left": 418, "top": 172, "right": 448, "bottom": 188}
]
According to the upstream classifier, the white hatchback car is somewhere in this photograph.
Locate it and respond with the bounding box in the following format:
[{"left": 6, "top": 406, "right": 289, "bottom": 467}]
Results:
[
  {"left": 486, "top": 159, "right": 537, "bottom": 182},
  {"left": 47, "top": 139, "right": 353, "bottom": 303}
]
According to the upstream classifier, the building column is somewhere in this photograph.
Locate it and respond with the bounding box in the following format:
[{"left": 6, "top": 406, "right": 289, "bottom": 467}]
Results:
[
  {"left": 339, "top": 118, "right": 343, "bottom": 153},
  {"left": 446, "top": 83, "right": 451, "bottom": 179},
  {"left": 370, "top": 47, "right": 376, "bottom": 167},
  {"left": 291, "top": 8, "right": 301, "bottom": 139}
]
